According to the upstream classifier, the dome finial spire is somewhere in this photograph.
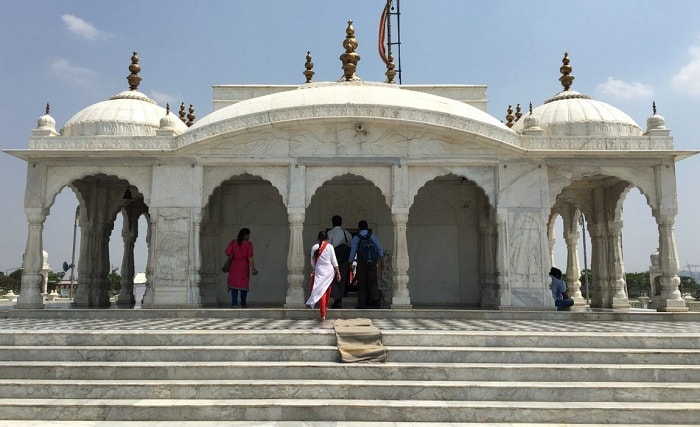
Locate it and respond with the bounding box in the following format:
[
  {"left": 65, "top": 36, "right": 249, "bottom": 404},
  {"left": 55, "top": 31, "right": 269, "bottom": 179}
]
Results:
[
  {"left": 303, "top": 51, "right": 315, "bottom": 83},
  {"left": 505, "top": 105, "right": 515, "bottom": 128},
  {"left": 559, "top": 52, "right": 574, "bottom": 91},
  {"left": 652, "top": 101, "right": 657, "bottom": 115},
  {"left": 339, "top": 20, "right": 361, "bottom": 81},
  {"left": 45, "top": 102, "right": 50, "bottom": 115},
  {"left": 127, "top": 51, "right": 142, "bottom": 91}
]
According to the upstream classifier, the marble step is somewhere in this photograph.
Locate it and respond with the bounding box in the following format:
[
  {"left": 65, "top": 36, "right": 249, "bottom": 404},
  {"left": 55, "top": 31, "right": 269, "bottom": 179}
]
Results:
[
  {"left": 3, "top": 329, "right": 698, "bottom": 349},
  {"left": 380, "top": 331, "right": 700, "bottom": 349},
  {"left": 1, "top": 345, "right": 699, "bottom": 364},
  {"left": 2, "top": 379, "right": 699, "bottom": 402},
  {"left": 1, "top": 398, "right": 699, "bottom": 424},
  {"left": 1, "top": 423, "right": 698, "bottom": 427},
  {"left": 2, "top": 361, "right": 699, "bottom": 382}
]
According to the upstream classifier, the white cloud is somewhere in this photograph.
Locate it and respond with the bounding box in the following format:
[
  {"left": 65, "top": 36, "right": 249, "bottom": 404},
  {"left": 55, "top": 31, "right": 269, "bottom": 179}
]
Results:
[
  {"left": 61, "top": 14, "right": 101, "bottom": 40},
  {"left": 596, "top": 77, "right": 654, "bottom": 100},
  {"left": 50, "top": 58, "right": 95, "bottom": 86},
  {"left": 149, "top": 90, "right": 179, "bottom": 108},
  {"left": 671, "top": 46, "right": 700, "bottom": 96}
]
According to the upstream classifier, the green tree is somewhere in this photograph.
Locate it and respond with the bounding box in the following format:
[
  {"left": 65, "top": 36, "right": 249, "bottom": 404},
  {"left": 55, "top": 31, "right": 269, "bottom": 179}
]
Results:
[
  {"left": 0, "top": 269, "right": 22, "bottom": 294},
  {"left": 107, "top": 267, "right": 121, "bottom": 296},
  {"left": 625, "top": 272, "right": 651, "bottom": 298},
  {"left": 47, "top": 271, "right": 65, "bottom": 293}
]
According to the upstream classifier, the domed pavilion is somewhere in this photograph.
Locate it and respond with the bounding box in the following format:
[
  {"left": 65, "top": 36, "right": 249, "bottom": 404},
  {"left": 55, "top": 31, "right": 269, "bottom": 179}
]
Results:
[{"left": 6, "top": 25, "right": 695, "bottom": 312}]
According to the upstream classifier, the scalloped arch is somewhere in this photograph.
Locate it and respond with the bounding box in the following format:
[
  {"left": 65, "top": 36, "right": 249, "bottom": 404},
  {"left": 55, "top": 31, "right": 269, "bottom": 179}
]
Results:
[
  {"left": 305, "top": 168, "right": 391, "bottom": 208},
  {"left": 203, "top": 166, "right": 287, "bottom": 211},
  {"left": 44, "top": 168, "right": 151, "bottom": 211},
  {"left": 549, "top": 167, "right": 656, "bottom": 213},
  {"left": 408, "top": 166, "right": 495, "bottom": 209}
]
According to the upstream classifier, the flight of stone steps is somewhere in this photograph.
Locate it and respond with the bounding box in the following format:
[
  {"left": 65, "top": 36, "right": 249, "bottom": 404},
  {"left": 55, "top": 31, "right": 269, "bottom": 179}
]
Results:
[{"left": 0, "top": 312, "right": 699, "bottom": 425}]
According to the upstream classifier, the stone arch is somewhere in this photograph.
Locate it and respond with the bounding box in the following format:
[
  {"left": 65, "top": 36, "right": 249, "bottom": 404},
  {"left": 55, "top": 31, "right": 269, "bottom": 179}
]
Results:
[
  {"left": 549, "top": 167, "right": 656, "bottom": 214},
  {"left": 202, "top": 165, "right": 288, "bottom": 213},
  {"left": 45, "top": 166, "right": 151, "bottom": 209},
  {"left": 304, "top": 167, "right": 391, "bottom": 209},
  {"left": 199, "top": 173, "right": 289, "bottom": 307},
  {"left": 304, "top": 173, "right": 393, "bottom": 300},
  {"left": 408, "top": 165, "right": 496, "bottom": 209},
  {"left": 408, "top": 174, "right": 493, "bottom": 307}
]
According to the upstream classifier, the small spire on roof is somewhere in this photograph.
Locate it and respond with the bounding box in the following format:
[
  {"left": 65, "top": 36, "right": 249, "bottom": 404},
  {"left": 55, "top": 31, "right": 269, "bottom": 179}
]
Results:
[
  {"left": 303, "top": 51, "right": 315, "bottom": 83},
  {"left": 652, "top": 101, "right": 657, "bottom": 115},
  {"left": 559, "top": 52, "right": 574, "bottom": 91},
  {"left": 166, "top": 103, "right": 170, "bottom": 115},
  {"left": 179, "top": 102, "right": 186, "bottom": 123},
  {"left": 505, "top": 105, "right": 515, "bottom": 128},
  {"left": 515, "top": 103, "right": 522, "bottom": 122},
  {"left": 385, "top": 53, "right": 396, "bottom": 84},
  {"left": 186, "top": 104, "right": 195, "bottom": 127},
  {"left": 127, "top": 51, "right": 142, "bottom": 91},
  {"left": 45, "top": 102, "right": 50, "bottom": 115},
  {"left": 528, "top": 102, "right": 533, "bottom": 115},
  {"left": 339, "top": 20, "right": 361, "bottom": 81}
]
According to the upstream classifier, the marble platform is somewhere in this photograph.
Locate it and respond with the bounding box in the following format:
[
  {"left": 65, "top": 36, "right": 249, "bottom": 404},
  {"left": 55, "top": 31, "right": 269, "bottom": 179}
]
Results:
[{"left": 0, "top": 308, "right": 699, "bottom": 425}]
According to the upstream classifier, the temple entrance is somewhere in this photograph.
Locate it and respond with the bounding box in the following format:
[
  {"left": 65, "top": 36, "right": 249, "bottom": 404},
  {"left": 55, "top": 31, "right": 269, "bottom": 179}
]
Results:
[
  {"left": 305, "top": 174, "right": 393, "bottom": 302},
  {"left": 200, "top": 174, "right": 288, "bottom": 307},
  {"left": 408, "top": 175, "right": 492, "bottom": 307}
]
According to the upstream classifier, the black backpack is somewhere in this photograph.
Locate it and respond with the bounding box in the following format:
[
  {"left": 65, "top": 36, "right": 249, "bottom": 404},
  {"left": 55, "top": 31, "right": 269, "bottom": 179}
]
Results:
[{"left": 357, "top": 231, "right": 379, "bottom": 264}]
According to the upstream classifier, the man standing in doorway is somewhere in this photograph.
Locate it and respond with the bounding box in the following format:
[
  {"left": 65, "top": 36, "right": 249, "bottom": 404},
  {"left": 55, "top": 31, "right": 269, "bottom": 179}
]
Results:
[
  {"left": 349, "top": 220, "right": 384, "bottom": 309},
  {"left": 328, "top": 215, "right": 352, "bottom": 308}
]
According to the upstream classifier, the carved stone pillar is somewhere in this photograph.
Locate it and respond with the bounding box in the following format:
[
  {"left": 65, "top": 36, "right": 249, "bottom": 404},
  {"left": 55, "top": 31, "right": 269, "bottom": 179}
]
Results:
[
  {"left": 115, "top": 224, "right": 137, "bottom": 307},
  {"left": 608, "top": 220, "right": 630, "bottom": 311},
  {"left": 189, "top": 213, "right": 202, "bottom": 305},
  {"left": 654, "top": 215, "right": 687, "bottom": 312},
  {"left": 390, "top": 211, "right": 411, "bottom": 308},
  {"left": 494, "top": 209, "right": 508, "bottom": 307},
  {"left": 284, "top": 210, "right": 306, "bottom": 308},
  {"left": 17, "top": 208, "right": 47, "bottom": 309},
  {"left": 564, "top": 231, "right": 585, "bottom": 309},
  {"left": 142, "top": 210, "right": 156, "bottom": 306},
  {"left": 479, "top": 220, "right": 498, "bottom": 308},
  {"left": 588, "top": 222, "right": 608, "bottom": 308}
]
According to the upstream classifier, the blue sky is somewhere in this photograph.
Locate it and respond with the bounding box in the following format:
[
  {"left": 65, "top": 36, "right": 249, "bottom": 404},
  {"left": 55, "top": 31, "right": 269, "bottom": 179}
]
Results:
[{"left": 1, "top": 1, "right": 699, "bottom": 275}]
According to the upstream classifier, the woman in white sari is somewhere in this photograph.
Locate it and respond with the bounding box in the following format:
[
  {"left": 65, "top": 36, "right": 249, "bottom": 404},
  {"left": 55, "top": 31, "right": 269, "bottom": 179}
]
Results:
[{"left": 306, "top": 230, "right": 341, "bottom": 320}]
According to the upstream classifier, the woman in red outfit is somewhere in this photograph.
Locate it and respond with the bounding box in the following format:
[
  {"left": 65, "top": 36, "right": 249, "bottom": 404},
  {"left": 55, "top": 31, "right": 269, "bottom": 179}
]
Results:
[{"left": 225, "top": 228, "right": 258, "bottom": 307}]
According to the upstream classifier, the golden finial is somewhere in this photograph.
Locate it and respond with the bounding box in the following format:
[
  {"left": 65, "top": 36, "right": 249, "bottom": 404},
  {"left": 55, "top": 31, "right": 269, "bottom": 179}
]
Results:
[
  {"left": 339, "top": 20, "right": 361, "bottom": 81},
  {"left": 505, "top": 105, "right": 515, "bottom": 128},
  {"left": 559, "top": 52, "right": 574, "bottom": 91},
  {"left": 385, "top": 53, "right": 396, "bottom": 84},
  {"left": 179, "top": 102, "right": 186, "bottom": 123},
  {"left": 127, "top": 51, "right": 142, "bottom": 91},
  {"left": 45, "top": 102, "right": 50, "bottom": 115},
  {"left": 652, "top": 101, "right": 657, "bottom": 115},
  {"left": 515, "top": 103, "right": 522, "bottom": 122},
  {"left": 303, "top": 51, "right": 315, "bottom": 83},
  {"left": 186, "top": 104, "right": 195, "bottom": 127}
]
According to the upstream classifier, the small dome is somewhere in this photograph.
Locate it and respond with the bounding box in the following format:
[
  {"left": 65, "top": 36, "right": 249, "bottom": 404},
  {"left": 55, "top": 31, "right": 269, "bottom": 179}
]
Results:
[
  {"left": 61, "top": 52, "right": 187, "bottom": 137},
  {"left": 160, "top": 111, "right": 182, "bottom": 129},
  {"left": 32, "top": 103, "right": 59, "bottom": 136},
  {"left": 37, "top": 112, "right": 56, "bottom": 130},
  {"left": 61, "top": 90, "right": 180, "bottom": 137},
  {"left": 512, "top": 53, "right": 642, "bottom": 137},
  {"left": 156, "top": 107, "right": 188, "bottom": 136},
  {"left": 512, "top": 90, "right": 642, "bottom": 137},
  {"left": 645, "top": 102, "right": 669, "bottom": 136}
]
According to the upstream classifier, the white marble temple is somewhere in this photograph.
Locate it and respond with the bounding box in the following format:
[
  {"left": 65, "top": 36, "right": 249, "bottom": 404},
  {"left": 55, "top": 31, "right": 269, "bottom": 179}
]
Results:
[{"left": 4, "top": 41, "right": 695, "bottom": 312}]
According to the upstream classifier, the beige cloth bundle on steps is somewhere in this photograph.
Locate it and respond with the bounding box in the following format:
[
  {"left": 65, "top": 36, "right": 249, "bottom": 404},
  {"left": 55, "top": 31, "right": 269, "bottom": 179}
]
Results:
[{"left": 333, "top": 318, "right": 387, "bottom": 363}]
